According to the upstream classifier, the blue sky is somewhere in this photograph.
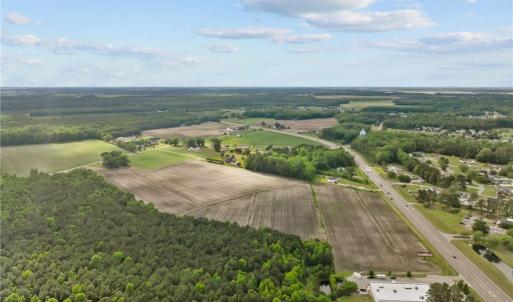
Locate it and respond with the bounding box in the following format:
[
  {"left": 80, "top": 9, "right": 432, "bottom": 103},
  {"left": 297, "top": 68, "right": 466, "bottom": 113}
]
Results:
[{"left": 1, "top": 0, "right": 512, "bottom": 87}]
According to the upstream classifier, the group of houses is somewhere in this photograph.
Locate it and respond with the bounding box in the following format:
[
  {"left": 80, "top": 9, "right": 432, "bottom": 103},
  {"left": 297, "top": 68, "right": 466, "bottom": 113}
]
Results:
[
  {"left": 219, "top": 125, "right": 248, "bottom": 135},
  {"left": 115, "top": 136, "right": 160, "bottom": 147}
]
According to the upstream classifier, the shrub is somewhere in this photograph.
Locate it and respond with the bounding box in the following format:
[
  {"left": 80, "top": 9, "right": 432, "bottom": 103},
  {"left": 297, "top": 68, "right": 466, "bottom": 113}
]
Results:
[{"left": 397, "top": 174, "right": 411, "bottom": 183}]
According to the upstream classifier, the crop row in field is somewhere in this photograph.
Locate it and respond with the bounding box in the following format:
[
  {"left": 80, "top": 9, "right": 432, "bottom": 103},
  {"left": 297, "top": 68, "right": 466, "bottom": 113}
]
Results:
[
  {"left": 314, "top": 185, "right": 437, "bottom": 273},
  {"left": 142, "top": 122, "right": 232, "bottom": 138},
  {"left": 99, "top": 161, "right": 436, "bottom": 273}
]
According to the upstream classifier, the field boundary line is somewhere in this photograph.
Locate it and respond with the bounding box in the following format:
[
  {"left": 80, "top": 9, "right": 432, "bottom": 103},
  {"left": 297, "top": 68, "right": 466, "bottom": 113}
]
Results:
[
  {"left": 182, "top": 183, "right": 303, "bottom": 216},
  {"left": 354, "top": 190, "right": 397, "bottom": 250},
  {"left": 310, "top": 184, "right": 327, "bottom": 241}
]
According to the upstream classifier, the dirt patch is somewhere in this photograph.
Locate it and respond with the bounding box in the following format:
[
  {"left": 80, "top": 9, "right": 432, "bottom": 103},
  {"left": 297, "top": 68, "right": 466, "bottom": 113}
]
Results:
[
  {"left": 277, "top": 118, "right": 337, "bottom": 133},
  {"left": 142, "top": 122, "right": 232, "bottom": 138}
]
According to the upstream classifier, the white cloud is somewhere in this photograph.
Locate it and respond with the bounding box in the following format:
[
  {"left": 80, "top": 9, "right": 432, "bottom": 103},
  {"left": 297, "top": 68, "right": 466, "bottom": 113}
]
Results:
[
  {"left": 198, "top": 26, "right": 332, "bottom": 44},
  {"left": 1, "top": 33, "right": 199, "bottom": 69},
  {"left": 198, "top": 27, "right": 289, "bottom": 39},
  {"left": 242, "top": 0, "right": 374, "bottom": 15},
  {"left": 241, "top": 0, "right": 434, "bottom": 32},
  {"left": 370, "top": 31, "right": 513, "bottom": 54},
  {"left": 4, "top": 12, "right": 32, "bottom": 25},
  {"left": 49, "top": 37, "right": 170, "bottom": 58},
  {"left": 287, "top": 45, "right": 349, "bottom": 53},
  {"left": 1, "top": 55, "right": 43, "bottom": 67},
  {"left": 1, "top": 33, "right": 42, "bottom": 46},
  {"left": 302, "top": 10, "right": 434, "bottom": 31},
  {"left": 204, "top": 42, "right": 240, "bottom": 53},
  {"left": 273, "top": 33, "right": 332, "bottom": 43}
]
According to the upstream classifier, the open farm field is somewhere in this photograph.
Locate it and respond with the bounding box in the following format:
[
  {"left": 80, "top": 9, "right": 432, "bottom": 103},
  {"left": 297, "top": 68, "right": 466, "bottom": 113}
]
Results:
[
  {"left": 142, "top": 122, "right": 231, "bottom": 138},
  {"left": 220, "top": 129, "right": 320, "bottom": 146},
  {"left": 1, "top": 140, "right": 124, "bottom": 176},
  {"left": 97, "top": 161, "right": 299, "bottom": 215},
  {"left": 280, "top": 118, "right": 337, "bottom": 133},
  {"left": 339, "top": 100, "right": 396, "bottom": 110},
  {"left": 129, "top": 150, "right": 189, "bottom": 169},
  {"left": 314, "top": 95, "right": 399, "bottom": 100},
  {"left": 161, "top": 146, "right": 222, "bottom": 160},
  {"left": 314, "top": 185, "right": 437, "bottom": 273},
  {"left": 190, "top": 184, "right": 322, "bottom": 240}
]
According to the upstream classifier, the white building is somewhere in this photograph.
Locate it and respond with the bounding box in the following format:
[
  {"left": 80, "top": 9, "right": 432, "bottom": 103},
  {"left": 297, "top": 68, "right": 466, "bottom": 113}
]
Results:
[
  {"left": 369, "top": 281, "right": 429, "bottom": 302},
  {"left": 359, "top": 128, "right": 367, "bottom": 137}
]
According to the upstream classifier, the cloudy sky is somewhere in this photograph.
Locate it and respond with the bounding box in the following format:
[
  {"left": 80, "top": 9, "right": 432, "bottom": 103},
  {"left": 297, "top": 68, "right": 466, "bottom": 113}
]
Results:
[{"left": 1, "top": 0, "right": 512, "bottom": 87}]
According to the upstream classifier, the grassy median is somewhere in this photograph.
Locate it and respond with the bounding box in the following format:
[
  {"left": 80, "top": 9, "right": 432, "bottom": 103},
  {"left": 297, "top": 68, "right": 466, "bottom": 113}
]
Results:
[{"left": 452, "top": 240, "right": 513, "bottom": 299}]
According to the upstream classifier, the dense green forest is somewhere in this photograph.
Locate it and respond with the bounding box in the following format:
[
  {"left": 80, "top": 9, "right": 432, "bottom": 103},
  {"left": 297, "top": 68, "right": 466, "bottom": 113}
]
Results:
[
  {"left": 1, "top": 170, "right": 338, "bottom": 302},
  {"left": 242, "top": 109, "right": 337, "bottom": 120},
  {"left": 245, "top": 145, "right": 354, "bottom": 180},
  {"left": 0, "top": 112, "right": 222, "bottom": 146},
  {"left": 2, "top": 88, "right": 512, "bottom": 145},
  {"left": 320, "top": 123, "right": 371, "bottom": 143},
  {"left": 351, "top": 131, "right": 513, "bottom": 165},
  {"left": 382, "top": 113, "right": 513, "bottom": 131},
  {"left": 1, "top": 89, "right": 347, "bottom": 146},
  {"left": 337, "top": 92, "right": 513, "bottom": 131}
]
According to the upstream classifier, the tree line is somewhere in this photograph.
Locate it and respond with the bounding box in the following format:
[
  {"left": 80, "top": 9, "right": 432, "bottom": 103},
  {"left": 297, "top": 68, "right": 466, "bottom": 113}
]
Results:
[
  {"left": 242, "top": 109, "right": 337, "bottom": 120},
  {"left": 245, "top": 145, "right": 354, "bottom": 181},
  {"left": 351, "top": 131, "right": 513, "bottom": 165}
]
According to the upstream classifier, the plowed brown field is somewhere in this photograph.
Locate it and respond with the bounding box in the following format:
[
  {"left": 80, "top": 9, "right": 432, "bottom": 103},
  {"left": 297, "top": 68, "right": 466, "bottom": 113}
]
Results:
[{"left": 314, "top": 185, "right": 437, "bottom": 273}]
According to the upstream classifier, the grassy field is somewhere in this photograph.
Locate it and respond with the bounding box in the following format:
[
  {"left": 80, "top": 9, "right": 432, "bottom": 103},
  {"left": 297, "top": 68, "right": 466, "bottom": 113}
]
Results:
[
  {"left": 162, "top": 145, "right": 222, "bottom": 160},
  {"left": 482, "top": 185, "right": 497, "bottom": 197},
  {"left": 129, "top": 150, "right": 190, "bottom": 169},
  {"left": 339, "top": 100, "right": 395, "bottom": 110},
  {"left": 220, "top": 129, "right": 320, "bottom": 146},
  {"left": 493, "top": 246, "right": 513, "bottom": 269},
  {"left": 338, "top": 295, "right": 372, "bottom": 302},
  {"left": 320, "top": 167, "right": 378, "bottom": 191},
  {"left": 395, "top": 184, "right": 470, "bottom": 234},
  {"left": 452, "top": 240, "right": 513, "bottom": 299},
  {"left": 413, "top": 205, "right": 470, "bottom": 235},
  {"left": 1, "top": 140, "right": 124, "bottom": 176}
]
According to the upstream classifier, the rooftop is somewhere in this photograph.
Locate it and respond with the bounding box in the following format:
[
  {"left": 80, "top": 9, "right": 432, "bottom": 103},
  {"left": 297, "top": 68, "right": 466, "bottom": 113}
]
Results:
[{"left": 369, "top": 281, "right": 429, "bottom": 302}]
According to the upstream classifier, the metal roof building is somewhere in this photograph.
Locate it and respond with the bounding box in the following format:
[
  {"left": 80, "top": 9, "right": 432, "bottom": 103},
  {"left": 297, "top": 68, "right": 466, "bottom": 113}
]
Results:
[{"left": 369, "top": 281, "right": 429, "bottom": 302}]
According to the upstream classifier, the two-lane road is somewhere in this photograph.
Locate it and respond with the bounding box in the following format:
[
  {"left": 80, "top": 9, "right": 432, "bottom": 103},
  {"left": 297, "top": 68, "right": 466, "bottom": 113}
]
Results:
[{"left": 240, "top": 125, "right": 512, "bottom": 302}]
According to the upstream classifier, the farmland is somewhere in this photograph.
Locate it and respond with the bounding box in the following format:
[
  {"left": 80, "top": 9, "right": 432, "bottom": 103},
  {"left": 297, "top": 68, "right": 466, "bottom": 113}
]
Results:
[
  {"left": 129, "top": 149, "right": 189, "bottom": 169},
  {"left": 191, "top": 184, "right": 322, "bottom": 240},
  {"left": 100, "top": 159, "right": 437, "bottom": 273},
  {"left": 314, "top": 185, "right": 437, "bottom": 273},
  {"left": 142, "top": 122, "right": 231, "bottom": 138},
  {"left": 1, "top": 140, "right": 124, "bottom": 176},
  {"left": 97, "top": 160, "right": 299, "bottom": 214},
  {"left": 339, "top": 100, "right": 396, "bottom": 110},
  {"left": 220, "top": 129, "right": 320, "bottom": 146}
]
